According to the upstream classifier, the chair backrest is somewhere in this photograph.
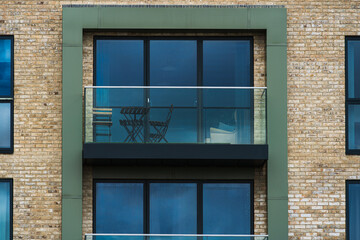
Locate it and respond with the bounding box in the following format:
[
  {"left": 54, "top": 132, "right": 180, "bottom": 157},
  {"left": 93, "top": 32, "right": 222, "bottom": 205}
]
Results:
[
  {"left": 166, "top": 104, "right": 174, "bottom": 124},
  {"left": 93, "top": 108, "right": 112, "bottom": 123}
]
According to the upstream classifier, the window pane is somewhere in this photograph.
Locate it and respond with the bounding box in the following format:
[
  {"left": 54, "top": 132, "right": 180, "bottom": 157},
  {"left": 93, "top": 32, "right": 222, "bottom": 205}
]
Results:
[
  {"left": 149, "top": 40, "right": 197, "bottom": 109},
  {"left": 96, "top": 40, "right": 144, "bottom": 86},
  {"left": 203, "top": 183, "right": 251, "bottom": 234},
  {"left": 150, "top": 183, "right": 197, "bottom": 234},
  {"left": 0, "top": 103, "right": 11, "bottom": 149},
  {"left": 348, "top": 40, "right": 360, "bottom": 99},
  {"left": 204, "top": 108, "right": 251, "bottom": 144},
  {"left": 203, "top": 40, "right": 251, "bottom": 86},
  {"left": 96, "top": 40, "right": 144, "bottom": 106},
  {"left": 149, "top": 108, "right": 198, "bottom": 143},
  {"left": 0, "top": 181, "right": 11, "bottom": 240},
  {"left": 150, "top": 40, "right": 197, "bottom": 86},
  {"left": 348, "top": 183, "right": 360, "bottom": 239},
  {"left": 348, "top": 104, "right": 360, "bottom": 150},
  {"left": 0, "top": 39, "right": 11, "bottom": 97},
  {"left": 95, "top": 183, "right": 144, "bottom": 233}
]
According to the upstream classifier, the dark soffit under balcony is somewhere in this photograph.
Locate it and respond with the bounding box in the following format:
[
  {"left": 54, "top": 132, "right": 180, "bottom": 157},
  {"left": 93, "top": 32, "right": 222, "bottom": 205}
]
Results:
[{"left": 83, "top": 143, "right": 268, "bottom": 166}]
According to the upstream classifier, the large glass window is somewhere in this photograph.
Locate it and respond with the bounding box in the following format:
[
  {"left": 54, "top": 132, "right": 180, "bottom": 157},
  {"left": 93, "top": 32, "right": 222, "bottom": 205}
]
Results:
[
  {"left": 0, "top": 179, "right": 12, "bottom": 240},
  {"left": 94, "top": 181, "right": 252, "bottom": 234},
  {"left": 0, "top": 36, "right": 13, "bottom": 153},
  {"left": 94, "top": 37, "right": 253, "bottom": 144},
  {"left": 95, "top": 183, "right": 144, "bottom": 233},
  {"left": 347, "top": 181, "right": 360, "bottom": 239},
  {"left": 346, "top": 38, "right": 360, "bottom": 153}
]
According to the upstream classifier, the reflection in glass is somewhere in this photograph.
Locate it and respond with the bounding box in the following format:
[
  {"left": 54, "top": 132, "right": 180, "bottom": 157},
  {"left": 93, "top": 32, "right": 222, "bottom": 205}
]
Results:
[
  {"left": 204, "top": 108, "right": 251, "bottom": 144},
  {"left": 0, "top": 39, "right": 11, "bottom": 97},
  {"left": 96, "top": 40, "right": 144, "bottom": 106},
  {"left": 347, "top": 40, "right": 360, "bottom": 99},
  {"left": 150, "top": 40, "right": 197, "bottom": 86},
  {"left": 203, "top": 183, "right": 251, "bottom": 234},
  {"left": 348, "top": 183, "right": 360, "bottom": 240},
  {"left": 150, "top": 40, "right": 197, "bottom": 106},
  {"left": 84, "top": 88, "right": 266, "bottom": 144},
  {"left": 149, "top": 88, "right": 197, "bottom": 108},
  {"left": 149, "top": 108, "right": 197, "bottom": 143},
  {"left": 96, "top": 40, "right": 144, "bottom": 86},
  {"left": 95, "top": 183, "right": 144, "bottom": 233},
  {"left": 150, "top": 183, "right": 197, "bottom": 234},
  {"left": 0, "top": 181, "right": 10, "bottom": 240},
  {"left": 348, "top": 104, "right": 360, "bottom": 150},
  {"left": 203, "top": 40, "right": 251, "bottom": 87},
  {"left": 0, "top": 103, "right": 11, "bottom": 148}
]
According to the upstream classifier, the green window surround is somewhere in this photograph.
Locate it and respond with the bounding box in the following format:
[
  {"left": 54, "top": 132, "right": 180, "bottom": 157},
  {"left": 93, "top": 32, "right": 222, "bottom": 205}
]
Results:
[{"left": 62, "top": 6, "right": 287, "bottom": 240}]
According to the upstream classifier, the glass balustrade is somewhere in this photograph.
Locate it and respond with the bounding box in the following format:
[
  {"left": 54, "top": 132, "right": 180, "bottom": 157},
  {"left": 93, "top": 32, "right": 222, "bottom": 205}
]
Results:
[
  {"left": 84, "top": 87, "right": 267, "bottom": 145},
  {"left": 84, "top": 234, "right": 268, "bottom": 240}
]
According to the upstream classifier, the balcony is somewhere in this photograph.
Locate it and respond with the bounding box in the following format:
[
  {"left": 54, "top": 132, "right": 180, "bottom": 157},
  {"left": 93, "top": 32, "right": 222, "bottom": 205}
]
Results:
[
  {"left": 83, "top": 87, "right": 268, "bottom": 166},
  {"left": 84, "top": 234, "right": 269, "bottom": 240}
]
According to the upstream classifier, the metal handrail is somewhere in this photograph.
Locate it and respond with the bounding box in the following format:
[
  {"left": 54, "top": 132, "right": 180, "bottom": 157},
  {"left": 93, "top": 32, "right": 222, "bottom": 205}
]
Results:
[
  {"left": 84, "top": 86, "right": 267, "bottom": 89},
  {"left": 85, "top": 233, "right": 269, "bottom": 237}
]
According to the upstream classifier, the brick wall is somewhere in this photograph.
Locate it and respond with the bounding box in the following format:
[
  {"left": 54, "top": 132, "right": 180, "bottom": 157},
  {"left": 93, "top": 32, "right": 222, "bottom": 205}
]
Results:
[{"left": 0, "top": 0, "right": 358, "bottom": 239}]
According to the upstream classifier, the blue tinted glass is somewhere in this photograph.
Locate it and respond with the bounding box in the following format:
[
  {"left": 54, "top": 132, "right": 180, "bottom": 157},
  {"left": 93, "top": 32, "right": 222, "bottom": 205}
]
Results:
[
  {"left": 203, "top": 183, "right": 251, "bottom": 234},
  {"left": 348, "top": 40, "right": 360, "bottom": 98},
  {"left": 0, "top": 103, "right": 11, "bottom": 149},
  {"left": 149, "top": 88, "right": 197, "bottom": 107},
  {"left": 348, "top": 104, "right": 360, "bottom": 150},
  {"left": 96, "top": 40, "right": 144, "bottom": 86},
  {"left": 95, "top": 183, "right": 143, "bottom": 233},
  {"left": 203, "top": 40, "right": 251, "bottom": 86},
  {"left": 150, "top": 183, "right": 197, "bottom": 234},
  {"left": 204, "top": 108, "right": 251, "bottom": 144},
  {"left": 348, "top": 183, "right": 360, "bottom": 239},
  {"left": 0, "top": 39, "right": 11, "bottom": 97},
  {"left": 203, "top": 89, "right": 251, "bottom": 108},
  {"left": 0, "top": 181, "right": 10, "bottom": 240},
  {"left": 149, "top": 108, "right": 197, "bottom": 143},
  {"left": 150, "top": 40, "right": 197, "bottom": 86}
]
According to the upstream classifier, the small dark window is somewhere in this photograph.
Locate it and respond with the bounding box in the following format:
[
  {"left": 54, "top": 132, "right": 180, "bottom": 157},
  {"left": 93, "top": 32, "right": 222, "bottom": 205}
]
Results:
[
  {"left": 0, "top": 36, "right": 13, "bottom": 154},
  {"left": 0, "top": 179, "right": 12, "bottom": 240},
  {"left": 347, "top": 181, "right": 360, "bottom": 239}
]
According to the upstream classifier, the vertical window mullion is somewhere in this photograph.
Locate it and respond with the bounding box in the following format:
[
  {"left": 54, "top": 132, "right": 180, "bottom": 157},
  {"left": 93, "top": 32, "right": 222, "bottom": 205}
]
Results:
[
  {"left": 197, "top": 40, "right": 203, "bottom": 143},
  {"left": 197, "top": 182, "right": 203, "bottom": 234},
  {"left": 145, "top": 181, "right": 149, "bottom": 234}
]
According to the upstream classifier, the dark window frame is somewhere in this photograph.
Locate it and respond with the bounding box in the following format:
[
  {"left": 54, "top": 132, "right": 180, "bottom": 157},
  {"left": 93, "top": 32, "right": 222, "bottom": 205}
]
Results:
[
  {"left": 0, "top": 36, "right": 14, "bottom": 154},
  {"left": 92, "top": 36, "right": 255, "bottom": 143},
  {"left": 93, "top": 36, "right": 254, "bottom": 87},
  {"left": 0, "top": 178, "right": 13, "bottom": 240},
  {"left": 93, "top": 179, "right": 254, "bottom": 235}
]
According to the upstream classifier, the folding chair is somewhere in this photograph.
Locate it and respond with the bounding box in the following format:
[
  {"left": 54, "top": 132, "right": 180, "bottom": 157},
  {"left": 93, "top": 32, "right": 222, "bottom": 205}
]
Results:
[
  {"left": 92, "top": 108, "right": 112, "bottom": 142},
  {"left": 149, "top": 105, "right": 173, "bottom": 143},
  {"left": 119, "top": 107, "right": 149, "bottom": 143}
]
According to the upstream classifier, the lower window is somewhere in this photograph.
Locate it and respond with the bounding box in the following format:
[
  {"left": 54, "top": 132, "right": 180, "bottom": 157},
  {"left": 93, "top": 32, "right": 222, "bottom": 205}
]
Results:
[
  {"left": 0, "top": 179, "right": 12, "bottom": 240},
  {"left": 94, "top": 180, "right": 253, "bottom": 234}
]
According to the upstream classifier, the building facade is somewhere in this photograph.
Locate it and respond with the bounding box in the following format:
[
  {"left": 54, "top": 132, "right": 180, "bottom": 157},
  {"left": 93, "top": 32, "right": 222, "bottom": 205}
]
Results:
[{"left": 0, "top": 1, "right": 359, "bottom": 240}]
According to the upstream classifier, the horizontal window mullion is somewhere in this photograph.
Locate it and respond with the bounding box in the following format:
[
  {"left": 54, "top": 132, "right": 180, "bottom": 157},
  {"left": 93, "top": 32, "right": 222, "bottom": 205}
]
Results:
[{"left": 346, "top": 99, "right": 360, "bottom": 103}]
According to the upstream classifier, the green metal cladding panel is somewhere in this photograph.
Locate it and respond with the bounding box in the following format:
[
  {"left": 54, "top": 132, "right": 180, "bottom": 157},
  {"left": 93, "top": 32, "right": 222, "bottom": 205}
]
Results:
[{"left": 62, "top": 6, "right": 287, "bottom": 240}]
